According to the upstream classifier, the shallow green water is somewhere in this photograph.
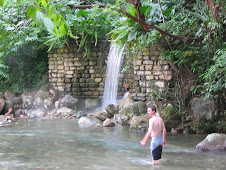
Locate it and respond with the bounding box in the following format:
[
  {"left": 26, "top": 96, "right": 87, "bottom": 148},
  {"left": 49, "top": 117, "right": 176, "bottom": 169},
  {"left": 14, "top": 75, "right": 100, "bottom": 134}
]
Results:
[{"left": 0, "top": 119, "right": 225, "bottom": 170}]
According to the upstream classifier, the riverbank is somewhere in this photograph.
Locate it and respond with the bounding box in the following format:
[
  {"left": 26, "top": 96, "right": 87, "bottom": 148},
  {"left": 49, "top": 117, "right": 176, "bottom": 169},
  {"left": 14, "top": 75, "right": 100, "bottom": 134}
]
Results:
[{"left": 0, "top": 118, "right": 225, "bottom": 169}]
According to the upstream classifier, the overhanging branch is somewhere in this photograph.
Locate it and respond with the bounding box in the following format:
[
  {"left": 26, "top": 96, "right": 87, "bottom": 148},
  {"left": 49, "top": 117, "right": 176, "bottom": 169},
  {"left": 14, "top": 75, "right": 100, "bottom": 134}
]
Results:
[
  {"left": 68, "top": 3, "right": 204, "bottom": 43},
  {"left": 121, "top": 11, "right": 203, "bottom": 43}
]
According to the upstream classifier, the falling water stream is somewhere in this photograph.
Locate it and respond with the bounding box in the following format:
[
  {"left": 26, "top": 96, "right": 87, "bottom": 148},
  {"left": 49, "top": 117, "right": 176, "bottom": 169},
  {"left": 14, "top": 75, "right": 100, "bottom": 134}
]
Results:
[
  {"left": 0, "top": 119, "right": 225, "bottom": 169},
  {"left": 102, "top": 45, "right": 124, "bottom": 108}
]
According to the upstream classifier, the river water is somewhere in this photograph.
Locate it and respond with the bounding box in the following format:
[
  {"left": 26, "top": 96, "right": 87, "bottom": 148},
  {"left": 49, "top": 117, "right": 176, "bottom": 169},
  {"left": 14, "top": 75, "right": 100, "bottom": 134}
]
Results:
[{"left": 0, "top": 119, "right": 225, "bottom": 170}]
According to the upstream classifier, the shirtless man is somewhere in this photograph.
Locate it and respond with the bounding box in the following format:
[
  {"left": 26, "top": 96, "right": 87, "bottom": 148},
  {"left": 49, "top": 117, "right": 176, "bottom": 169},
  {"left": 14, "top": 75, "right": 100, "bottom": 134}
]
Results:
[{"left": 140, "top": 105, "right": 166, "bottom": 164}]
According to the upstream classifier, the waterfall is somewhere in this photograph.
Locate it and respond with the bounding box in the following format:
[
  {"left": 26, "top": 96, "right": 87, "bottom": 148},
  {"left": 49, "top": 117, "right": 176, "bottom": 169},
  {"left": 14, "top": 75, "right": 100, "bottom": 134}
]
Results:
[{"left": 102, "top": 44, "right": 124, "bottom": 108}]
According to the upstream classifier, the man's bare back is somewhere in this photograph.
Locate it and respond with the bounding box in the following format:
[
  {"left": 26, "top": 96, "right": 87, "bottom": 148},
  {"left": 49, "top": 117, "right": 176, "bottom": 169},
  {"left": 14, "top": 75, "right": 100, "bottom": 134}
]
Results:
[{"left": 149, "top": 115, "right": 165, "bottom": 137}]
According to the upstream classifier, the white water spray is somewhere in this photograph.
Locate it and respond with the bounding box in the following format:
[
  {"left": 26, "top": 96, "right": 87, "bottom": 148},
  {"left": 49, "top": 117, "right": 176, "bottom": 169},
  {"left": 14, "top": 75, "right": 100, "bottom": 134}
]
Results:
[{"left": 102, "top": 45, "right": 124, "bottom": 108}]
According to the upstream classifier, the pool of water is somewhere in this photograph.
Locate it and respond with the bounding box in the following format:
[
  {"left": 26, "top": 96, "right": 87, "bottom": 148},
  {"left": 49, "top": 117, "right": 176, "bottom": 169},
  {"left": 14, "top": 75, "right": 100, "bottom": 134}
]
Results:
[{"left": 0, "top": 119, "right": 225, "bottom": 169}]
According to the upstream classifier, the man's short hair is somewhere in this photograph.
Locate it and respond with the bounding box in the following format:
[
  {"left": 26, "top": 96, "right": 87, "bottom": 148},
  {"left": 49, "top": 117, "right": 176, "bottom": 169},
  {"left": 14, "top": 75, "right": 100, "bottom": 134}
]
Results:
[{"left": 148, "top": 105, "right": 156, "bottom": 112}]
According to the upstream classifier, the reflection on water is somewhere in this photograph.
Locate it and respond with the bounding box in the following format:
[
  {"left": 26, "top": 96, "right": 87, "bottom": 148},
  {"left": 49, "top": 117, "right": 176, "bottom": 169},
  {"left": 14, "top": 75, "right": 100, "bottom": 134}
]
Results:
[{"left": 0, "top": 119, "right": 225, "bottom": 169}]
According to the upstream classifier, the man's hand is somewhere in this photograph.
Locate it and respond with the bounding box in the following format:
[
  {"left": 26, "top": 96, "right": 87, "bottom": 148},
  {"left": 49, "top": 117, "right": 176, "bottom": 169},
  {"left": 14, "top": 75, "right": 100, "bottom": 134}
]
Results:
[
  {"left": 163, "top": 141, "right": 166, "bottom": 147},
  {"left": 140, "top": 140, "right": 146, "bottom": 146}
]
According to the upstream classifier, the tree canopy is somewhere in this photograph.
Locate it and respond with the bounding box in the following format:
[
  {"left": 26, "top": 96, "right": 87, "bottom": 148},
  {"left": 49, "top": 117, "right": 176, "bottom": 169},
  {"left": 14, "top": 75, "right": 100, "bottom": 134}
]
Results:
[{"left": 0, "top": 0, "right": 225, "bottom": 101}]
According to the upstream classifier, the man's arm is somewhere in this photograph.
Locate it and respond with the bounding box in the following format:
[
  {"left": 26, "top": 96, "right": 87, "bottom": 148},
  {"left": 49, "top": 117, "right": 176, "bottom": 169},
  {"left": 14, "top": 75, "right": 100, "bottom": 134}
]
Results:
[
  {"left": 140, "top": 119, "right": 152, "bottom": 146},
  {"left": 140, "top": 130, "right": 151, "bottom": 146},
  {"left": 162, "top": 121, "right": 166, "bottom": 147}
]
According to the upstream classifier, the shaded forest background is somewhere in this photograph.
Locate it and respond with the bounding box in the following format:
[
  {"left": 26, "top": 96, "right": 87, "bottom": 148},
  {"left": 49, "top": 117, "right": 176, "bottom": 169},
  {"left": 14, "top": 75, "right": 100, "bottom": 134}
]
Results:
[{"left": 0, "top": 0, "right": 225, "bottom": 133}]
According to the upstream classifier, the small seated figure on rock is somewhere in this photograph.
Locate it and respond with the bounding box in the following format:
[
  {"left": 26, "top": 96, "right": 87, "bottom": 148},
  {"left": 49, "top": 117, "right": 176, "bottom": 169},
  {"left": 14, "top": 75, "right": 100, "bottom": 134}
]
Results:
[
  {"left": 122, "top": 87, "right": 130, "bottom": 100},
  {"left": 5, "top": 108, "right": 14, "bottom": 121}
]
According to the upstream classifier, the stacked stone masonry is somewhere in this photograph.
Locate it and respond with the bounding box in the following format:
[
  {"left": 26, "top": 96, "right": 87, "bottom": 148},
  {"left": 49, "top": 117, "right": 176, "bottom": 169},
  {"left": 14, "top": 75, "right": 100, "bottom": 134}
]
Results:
[
  {"left": 122, "top": 45, "right": 173, "bottom": 101},
  {"left": 48, "top": 41, "right": 110, "bottom": 99},
  {"left": 48, "top": 41, "right": 173, "bottom": 101}
]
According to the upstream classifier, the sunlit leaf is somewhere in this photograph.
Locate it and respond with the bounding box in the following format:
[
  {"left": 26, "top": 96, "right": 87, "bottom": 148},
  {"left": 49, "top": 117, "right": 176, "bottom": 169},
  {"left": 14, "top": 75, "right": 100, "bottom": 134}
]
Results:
[
  {"left": 43, "top": 17, "right": 55, "bottom": 34},
  {"left": 139, "top": 6, "right": 148, "bottom": 15},
  {"left": 77, "top": 10, "right": 88, "bottom": 18},
  {"left": 59, "top": 21, "right": 68, "bottom": 36},
  {"left": 127, "top": 30, "right": 137, "bottom": 42},
  {"left": 0, "top": 0, "right": 4, "bottom": 7},
  {"left": 53, "top": 13, "right": 61, "bottom": 26},
  {"left": 52, "top": 27, "right": 59, "bottom": 39},
  {"left": 48, "top": 8, "right": 54, "bottom": 19},
  {"left": 36, "top": 11, "right": 44, "bottom": 23},
  {"left": 42, "top": 0, "right": 48, "bottom": 8},
  {"left": 27, "top": 5, "right": 36, "bottom": 19}
]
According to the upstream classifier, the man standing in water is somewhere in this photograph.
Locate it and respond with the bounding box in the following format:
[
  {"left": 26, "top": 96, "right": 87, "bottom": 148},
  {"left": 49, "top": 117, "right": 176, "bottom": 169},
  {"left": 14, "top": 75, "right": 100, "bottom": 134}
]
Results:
[{"left": 140, "top": 106, "right": 166, "bottom": 164}]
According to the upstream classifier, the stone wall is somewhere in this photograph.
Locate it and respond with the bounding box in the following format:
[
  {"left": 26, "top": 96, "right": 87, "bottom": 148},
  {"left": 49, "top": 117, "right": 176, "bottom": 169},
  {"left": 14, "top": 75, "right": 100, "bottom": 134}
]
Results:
[
  {"left": 122, "top": 45, "right": 173, "bottom": 101},
  {"left": 48, "top": 40, "right": 110, "bottom": 99},
  {"left": 48, "top": 41, "right": 173, "bottom": 101}
]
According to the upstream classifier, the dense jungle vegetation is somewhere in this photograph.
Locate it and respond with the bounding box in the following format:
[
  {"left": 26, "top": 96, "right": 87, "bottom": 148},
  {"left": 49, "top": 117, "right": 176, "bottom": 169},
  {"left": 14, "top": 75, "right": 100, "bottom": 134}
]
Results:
[{"left": 0, "top": 0, "right": 225, "bottom": 132}]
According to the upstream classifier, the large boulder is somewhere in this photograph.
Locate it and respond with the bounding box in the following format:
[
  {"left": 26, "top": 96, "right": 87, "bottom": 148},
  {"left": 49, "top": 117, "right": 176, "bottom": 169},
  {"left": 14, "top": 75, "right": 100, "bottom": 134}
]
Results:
[
  {"left": 4, "top": 91, "right": 15, "bottom": 101},
  {"left": 78, "top": 117, "right": 98, "bottom": 127},
  {"left": 105, "top": 104, "right": 119, "bottom": 118},
  {"left": 196, "top": 133, "right": 226, "bottom": 152},
  {"left": 33, "top": 97, "right": 44, "bottom": 109},
  {"left": 22, "top": 92, "right": 35, "bottom": 109},
  {"left": 118, "top": 93, "right": 135, "bottom": 110},
  {"left": 94, "top": 110, "right": 108, "bottom": 121},
  {"left": 36, "top": 90, "right": 49, "bottom": 100},
  {"left": 29, "top": 108, "right": 46, "bottom": 118},
  {"left": 56, "top": 107, "right": 75, "bottom": 117},
  {"left": 103, "top": 118, "right": 115, "bottom": 127},
  {"left": 85, "top": 99, "right": 100, "bottom": 109},
  {"left": 59, "top": 95, "right": 78, "bottom": 109},
  {"left": 119, "top": 102, "right": 147, "bottom": 125},
  {"left": 190, "top": 98, "right": 215, "bottom": 121},
  {"left": 76, "top": 111, "right": 87, "bottom": 119},
  {"left": 2, "top": 100, "right": 14, "bottom": 114},
  {"left": 129, "top": 115, "right": 148, "bottom": 132},
  {"left": 0, "top": 99, "right": 5, "bottom": 114}
]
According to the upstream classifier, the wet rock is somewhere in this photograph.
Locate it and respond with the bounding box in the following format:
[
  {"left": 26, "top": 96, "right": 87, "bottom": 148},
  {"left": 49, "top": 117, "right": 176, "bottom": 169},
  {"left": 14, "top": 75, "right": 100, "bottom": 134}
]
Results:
[
  {"left": 105, "top": 104, "right": 119, "bottom": 118},
  {"left": 196, "top": 133, "right": 226, "bottom": 152},
  {"left": 14, "top": 109, "right": 24, "bottom": 117},
  {"left": 36, "top": 90, "right": 49, "bottom": 100},
  {"left": 22, "top": 92, "right": 34, "bottom": 109},
  {"left": 56, "top": 107, "right": 74, "bottom": 117},
  {"left": 103, "top": 118, "right": 115, "bottom": 127},
  {"left": 44, "top": 99, "right": 53, "bottom": 109},
  {"left": 94, "top": 110, "right": 108, "bottom": 121},
  {"left": 76, "top": 111, "right": 87, "bottom": 119},
  {"left": 33, "top": 97, "right": 44, "bottom": 109},
  {"left": 119, "top": 102, "right": 147, "bottom": 125},
  {"left": 129, "top": 115, "right": 148, "bottom": 132},
  {"left": 113, "top": 114, "right": 120, "bottom": 122},
  {"left": 0, "top": 98, "right": 5, "bottom": 114},
  {"left": 190, "top": 98, "right": 215, "bottom": 121},
  {"left": 4, "top": 91, "right": 15, "bottom": 101},
  {"left": 59, "top": 95, "right": 78, "bottom": 109},
  {"left": 118, "top": 93, "right": 135, "bottom": 110},
  {"left": 29, "top": 108, "right": 46, "bottom": 118},
  {"left": 85, "top": 99, "right": 99, "bottom": 109},
  {"left": 78, "top": 117, "right": 97, "bottom": 127},
  {"left": 2, "top": 100, "right": 13, "bottom": 113}
]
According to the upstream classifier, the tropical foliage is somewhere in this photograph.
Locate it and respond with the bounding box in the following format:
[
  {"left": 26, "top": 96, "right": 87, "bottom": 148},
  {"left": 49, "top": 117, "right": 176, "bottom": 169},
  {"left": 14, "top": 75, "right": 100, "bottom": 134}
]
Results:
[{"left": 0, "top": 0, "right": 225, "bottom": 106}]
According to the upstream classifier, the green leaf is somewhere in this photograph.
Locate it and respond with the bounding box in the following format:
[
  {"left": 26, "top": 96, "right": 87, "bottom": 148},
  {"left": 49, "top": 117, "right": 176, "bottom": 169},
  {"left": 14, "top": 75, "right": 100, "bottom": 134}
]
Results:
[
  {"left": 127, "top": 30, "right": 137, "bottom": 42},
  {"left": 59, "top": 21, "right": 68, "bottom": 36},
  {"left": 27, "top": 5, "right": 36, "bottom": 19},
  {"left": 0, "top": 0, "right": 4, "bottom": 7},
  {"left": 43, "top": 17, "right": 55, "bottom": 34},
  {"left": 139, "top": 6, "right": 148, "bottom": 15},
  {"left": 52, "top": 27, "right": 59, "bottom": 39},
  {"left": 77, "top": 10, "right": 88, "bottom": 18},
  {"left": 36, "top": 11, "right": 44, "bottom": 23},
  {"left": 127, "top": 6, "right": 137, "bottom": 17},
  {"left": 53, "top": 13, "right": 61, "bottom": 27},
  {"left": 48, "top": 8, "right": 54, "bottom": 19},
  {"left": 42, "top": 0, "right": 48, "bottom": 8}
]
